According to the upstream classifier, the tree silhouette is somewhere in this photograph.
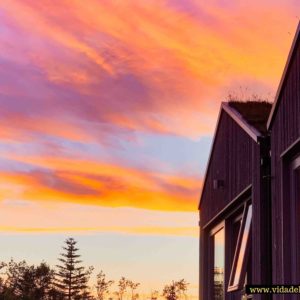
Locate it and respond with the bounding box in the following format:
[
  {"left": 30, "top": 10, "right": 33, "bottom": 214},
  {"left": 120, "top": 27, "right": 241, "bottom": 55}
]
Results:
[
  {"left": 127, "top": 280, "right": 140, "bottom": 300},
  {"left": 213, "top": 267, "right": 224, "bottom": 300},
  {"left": 150, "top": 290, "right": 159, "bottom": 300},
  {"left": 174, "top": 279, "right": 188, "bottom": 300},
  {"left": 0, "top": 259, "right": 60, "bottom": 300},
  {"left": 162, "top": 280, "right": 189, "bottom": 300},
  {"left": 0, "top": 262, "right": 5, "bottom": 296},
  {"left": 115, "top": 277, "right": 129, "bottom": 300},
  {"left": 95, "top": 271, "right": 114, "bottom": 300},
  {"left": 55, "top": 238, "right": 93, "bottom": 300},
  {"left": 0, "top": 247, "right": 190, "bottom": 300},
  {"left": 162, "top": 282, "right": 176, "bottom": 300}
]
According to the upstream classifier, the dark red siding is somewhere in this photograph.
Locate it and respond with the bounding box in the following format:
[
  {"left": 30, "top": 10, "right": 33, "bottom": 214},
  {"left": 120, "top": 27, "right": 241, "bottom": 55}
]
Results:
[
  {"left": 200, "top": 109, "right": 272, "bottom": 300},
  {"left": 200, "top": 111, "right": 254, "bottom": 226},
  {"left": 270, "top": 35, "right": 300, "bottom": 291}
]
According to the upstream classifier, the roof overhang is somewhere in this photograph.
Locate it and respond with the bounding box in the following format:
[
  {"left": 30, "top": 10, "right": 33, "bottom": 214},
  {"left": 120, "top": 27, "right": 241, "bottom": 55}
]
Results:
[{"left": 222, "top": 103, "right": 262, "bottom": 143}]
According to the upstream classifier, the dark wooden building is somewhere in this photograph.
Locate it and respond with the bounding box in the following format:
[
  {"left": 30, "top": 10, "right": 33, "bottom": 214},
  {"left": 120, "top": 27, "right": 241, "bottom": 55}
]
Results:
[
  {"left": 199, "top": 101, "right": 272, "bottom": 300},
  {"left": 199, "top": 22, "right": 300, "bottom": 300},
  {"left": 267, "top": 22, "right": 300, "bottom": 298}
]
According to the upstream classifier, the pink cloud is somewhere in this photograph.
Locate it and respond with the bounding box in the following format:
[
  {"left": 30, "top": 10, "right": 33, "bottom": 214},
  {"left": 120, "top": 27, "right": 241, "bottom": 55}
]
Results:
[{"left": 0, "top": 0, "right": 297, "bottom": 143}]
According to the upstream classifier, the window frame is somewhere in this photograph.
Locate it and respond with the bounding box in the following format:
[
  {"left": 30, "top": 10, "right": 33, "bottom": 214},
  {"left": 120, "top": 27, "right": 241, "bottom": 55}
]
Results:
[
  {"left": 290, "top": 155, "right": 300, "bottom": 281},
  {"left": 204, "top": 187, "right": 252, "bottom": 299},
  {"left": 227, "top": 202, "right": 252, "bottom": 292},
  {"left": 209, "top": 221, "right": 225, "bottom": 300},
  {"left": 281, "top": 139, "right": 300, "bottom": 283}
]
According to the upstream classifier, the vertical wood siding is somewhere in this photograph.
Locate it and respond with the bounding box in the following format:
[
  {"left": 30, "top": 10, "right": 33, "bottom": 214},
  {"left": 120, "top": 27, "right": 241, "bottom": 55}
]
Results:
[
  {"left": 200, "top": 110, "right": 272, "bottom": 300},
  {"left": 270, "top": 39, "right": 300, "bottom": 295},
  {"left": 200, "top": 111, "right": 254, "bottom": 226}
]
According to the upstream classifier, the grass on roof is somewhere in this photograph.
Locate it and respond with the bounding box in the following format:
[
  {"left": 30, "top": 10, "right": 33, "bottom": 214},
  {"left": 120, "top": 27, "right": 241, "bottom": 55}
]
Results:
[{"left": 228, "top": 100, "right": 272, "bottom": 133}]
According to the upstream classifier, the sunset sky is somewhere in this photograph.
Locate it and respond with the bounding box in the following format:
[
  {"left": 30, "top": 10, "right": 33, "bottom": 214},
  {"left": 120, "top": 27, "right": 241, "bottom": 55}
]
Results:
[{"left": 0, "top": 0, "right": 299, "bottom": 297}]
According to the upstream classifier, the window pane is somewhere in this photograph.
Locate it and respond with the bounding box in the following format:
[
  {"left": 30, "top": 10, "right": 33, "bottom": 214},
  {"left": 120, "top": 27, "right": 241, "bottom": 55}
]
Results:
[
  {"left": 214, "top": 228, "right": 224, "bottom": 300},
  {"left": 294, "top": 168, "right": 300, "bottom": 280},
  {"left": 232, "top": 219, "right": 241, "bottom": 260},
  {"left": 233, "top": 204, "right": 252, "bottom": 286},
  {"left": 296, "top": 169, "right": 300, "bottom": 201}
]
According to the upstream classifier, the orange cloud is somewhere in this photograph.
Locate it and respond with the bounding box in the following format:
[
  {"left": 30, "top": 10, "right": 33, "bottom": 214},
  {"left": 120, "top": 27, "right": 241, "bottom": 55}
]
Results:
[
  {"left": 0, "top": 226, "right": 198, "bottom": 237},
  {"left": 0, "top": 153, "right": 202, "bottom": 211},
  {"left": 0, "top": 114, "right": 93, "bottom": 142},
  {"left": 0, "top": 200, "right": 198, "bottom": 236}
]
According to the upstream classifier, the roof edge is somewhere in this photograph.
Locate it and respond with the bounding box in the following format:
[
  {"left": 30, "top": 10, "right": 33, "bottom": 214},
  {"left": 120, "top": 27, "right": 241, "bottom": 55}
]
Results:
[
  {"left": 198, "top": 104, "right": 224, "bottom": 209},
  {"left": 267, "top": 21, "right": 300, "bottom": 129},
  {"left": 198, "top": 102, "right": 262, "bottom": 209},
  {"left": 222, "top": 103, "right": 262, "bottom": 142}
]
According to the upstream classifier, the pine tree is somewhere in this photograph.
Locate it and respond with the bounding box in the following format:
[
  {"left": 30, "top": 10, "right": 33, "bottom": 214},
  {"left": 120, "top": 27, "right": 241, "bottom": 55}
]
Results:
[{"left": 55, "top": 238, "right": 93, "bottom": 300}]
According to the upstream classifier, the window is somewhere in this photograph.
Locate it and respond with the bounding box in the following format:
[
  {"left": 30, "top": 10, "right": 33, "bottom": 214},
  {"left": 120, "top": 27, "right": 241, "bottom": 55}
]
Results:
[
  {"left": 214, "top": 228, "right": 224, "bottom": 300},
  {"left": 290, "top": 156, "right": 300, "bottom": 281},
  {"left": 228, "top": 203, "right": 252, "bottom": 291},
  {"left": 281, "top": 142, "right": 300, "bottom": 283},
  {"left": 206, "top": 195, "right": 252, "bottom": 299},
  {"left": 229, "top": 212, "right": 243, "bottom": 263},
  {"left": 209, "top": 223, "right": 225, "bottom": 300}
]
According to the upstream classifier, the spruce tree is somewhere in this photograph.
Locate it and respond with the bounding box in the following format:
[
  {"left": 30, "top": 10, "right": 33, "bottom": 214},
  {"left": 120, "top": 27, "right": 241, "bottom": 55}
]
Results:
[{"left": 55, "top": 238, "right": 93, "bottom": 300}]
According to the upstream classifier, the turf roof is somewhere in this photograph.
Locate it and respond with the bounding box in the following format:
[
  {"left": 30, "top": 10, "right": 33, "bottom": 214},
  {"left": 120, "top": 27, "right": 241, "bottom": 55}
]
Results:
[{"left": 228, "top": 101, "right": 272, "bottom": 134}]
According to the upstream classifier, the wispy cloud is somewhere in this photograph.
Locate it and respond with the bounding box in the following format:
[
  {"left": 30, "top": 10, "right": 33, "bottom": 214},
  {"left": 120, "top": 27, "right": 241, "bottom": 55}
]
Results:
[
  {"left": 0, "top": 0, "right": 297, "bottom": 143},
  {"left": 0, "top": 152, "right": 202, "bottom": 211}
]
